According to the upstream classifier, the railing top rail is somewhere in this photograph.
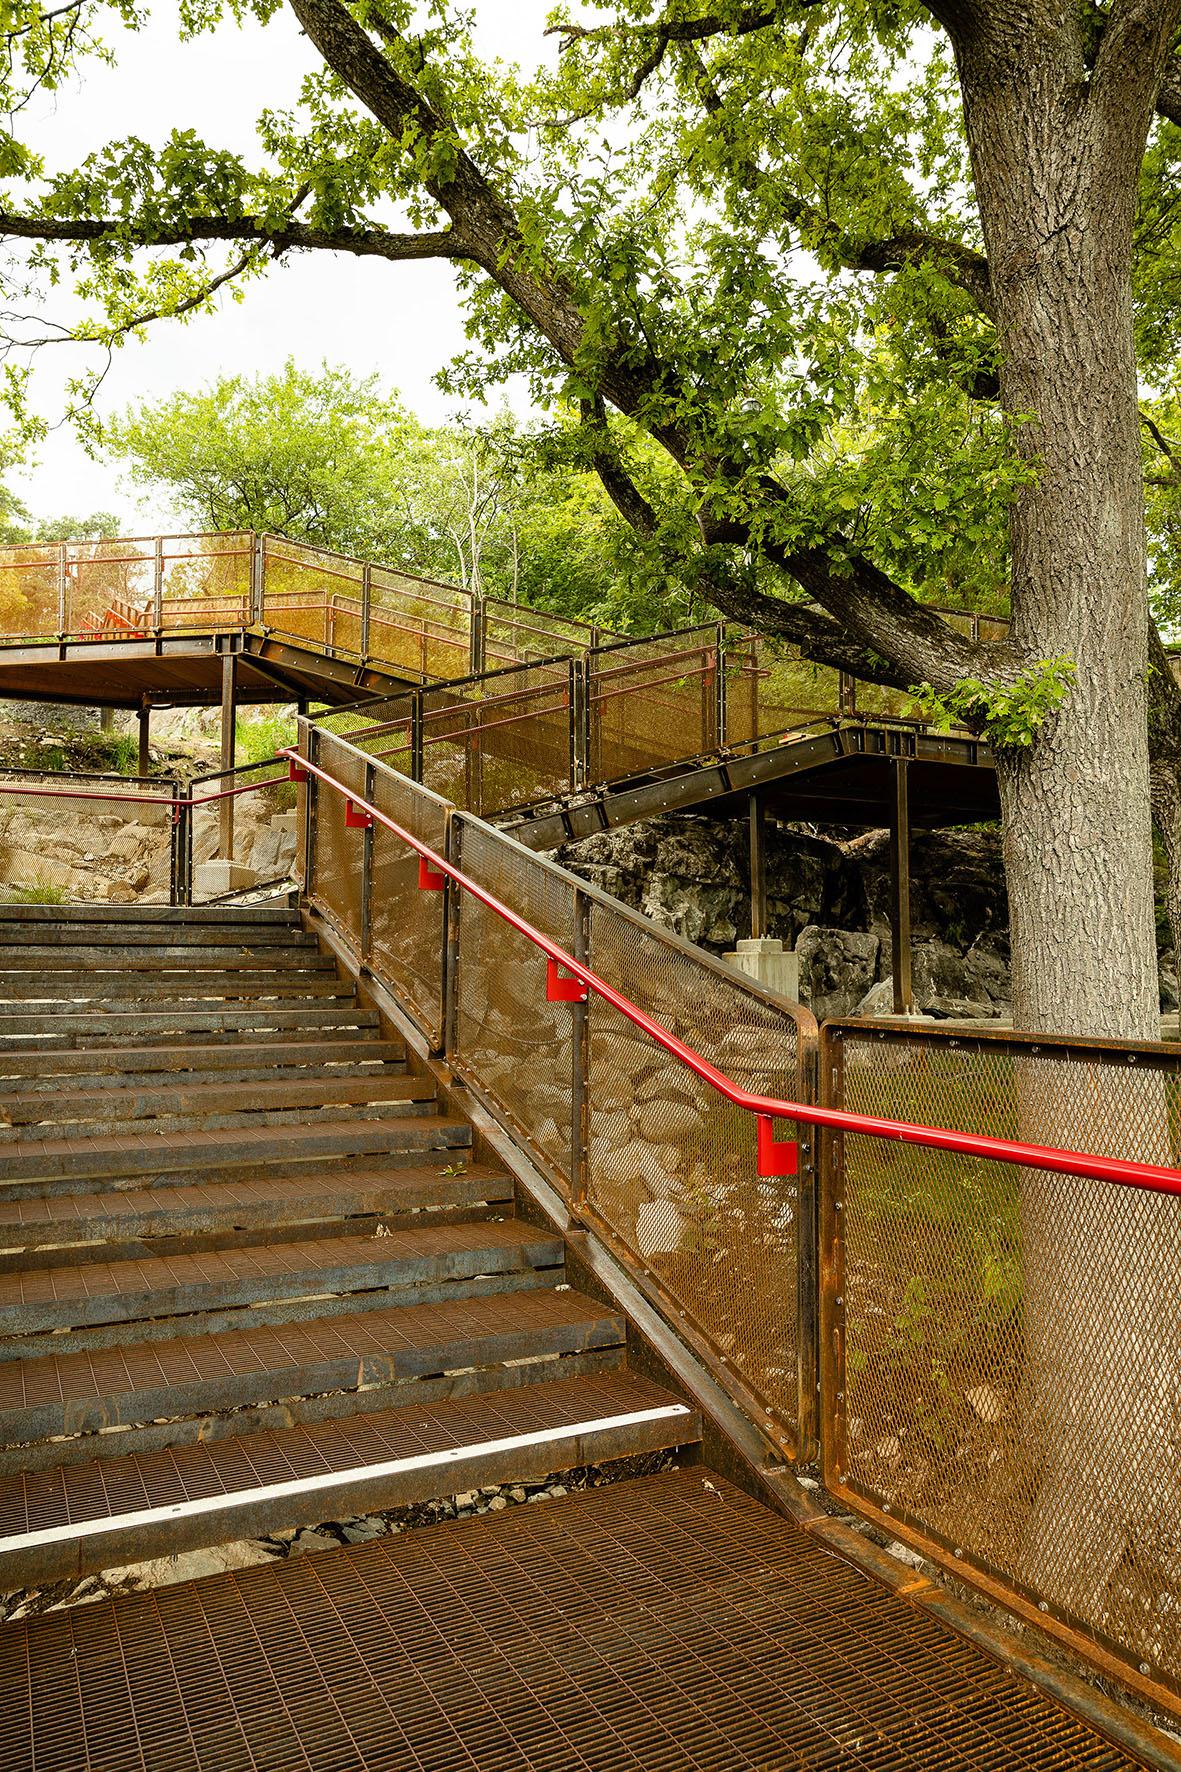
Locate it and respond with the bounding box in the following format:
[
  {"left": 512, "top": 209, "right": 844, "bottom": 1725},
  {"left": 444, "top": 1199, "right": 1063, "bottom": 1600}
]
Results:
[{"left": 293, "top": 738, "right": 1181, "bottom": 1199}]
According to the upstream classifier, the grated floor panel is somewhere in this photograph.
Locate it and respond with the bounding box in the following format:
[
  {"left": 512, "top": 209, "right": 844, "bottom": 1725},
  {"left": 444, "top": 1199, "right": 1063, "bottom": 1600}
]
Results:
[{"left": 0, "top": 1468, "right": 1149, "bottom": 1771}]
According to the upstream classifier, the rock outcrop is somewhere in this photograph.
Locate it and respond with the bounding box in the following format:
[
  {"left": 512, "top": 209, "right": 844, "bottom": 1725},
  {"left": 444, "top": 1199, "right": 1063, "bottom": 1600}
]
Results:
[{"left": 556, "top": 815, "right": 1015, "bottom": 1019}]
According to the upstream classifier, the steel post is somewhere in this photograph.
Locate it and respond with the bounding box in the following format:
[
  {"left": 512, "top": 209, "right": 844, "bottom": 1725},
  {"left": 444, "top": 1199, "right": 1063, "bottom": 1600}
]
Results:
[{"left": 889, "top": 757, "right": 913, "bottom": 1015}]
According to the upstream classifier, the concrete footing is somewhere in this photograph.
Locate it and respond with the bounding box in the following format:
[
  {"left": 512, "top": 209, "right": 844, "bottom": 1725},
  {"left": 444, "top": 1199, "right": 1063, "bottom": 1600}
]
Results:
[{"left": 723, "top": 936, "right": 799, "bottom": 1001}]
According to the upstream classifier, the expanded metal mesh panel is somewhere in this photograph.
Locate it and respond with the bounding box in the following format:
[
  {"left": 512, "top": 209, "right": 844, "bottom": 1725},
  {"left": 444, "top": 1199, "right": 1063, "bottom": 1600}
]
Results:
[
  {"left": 453, "top": 819, "right": 578, "bottom": 1186},
  {"left": 369, "top": 768, "right": 448, "bottom": 1043},
  {"left": 0, "top": 773, "right": 174, "bottom": 904},
  {"left": 828, "top": 1025, "right": 1181, "bottom": 1697},
  {"left": 584, "top": 904, "right": 803, "bottom": 1442},
  {"left": 483, "top": 597, "right": 599, "bottom": 664},
  {"left": 260, "top": 538, "right": 364, "bottom": 649},
  {"left": 156, "top": 533, "right": 252, "bottom": 630},
  {"left": 419, "top": 665, "right": 572, "bottom": 813},
  {"left": 588, "top": 631, "right": 717, "bottom": 780},
  {"left": 0, "top": 544, "right": 60, "bottom": 639},
  {"left": 725, "top": 634, "right": 840, "bottom": 742},
  {"left": 369, "top": 567, "right": 472, "bottom": 679},
  {"left": 190, "top": 758, "right": 298, "bottom": 904},
  {"left": 309, "top": 734, "right": 367, "bottom": 950}
]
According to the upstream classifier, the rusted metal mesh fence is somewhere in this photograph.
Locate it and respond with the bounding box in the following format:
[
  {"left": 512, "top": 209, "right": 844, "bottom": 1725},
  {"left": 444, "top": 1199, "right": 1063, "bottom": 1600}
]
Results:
[
  {"left": 587, "top": 630, "right": 719, "bottom": 779},
  {"left": 0, "top": 770, "right": 176, "bottom": 904},
  {"left": 583, "top": 904, "right": 808, "bottom": 1451},
  {"left": 188, "top": 757, "right": 299, "bottom": 904},
  {"left": 369, "top": 765, "right": 449, "bottom": 1045},
  {"left": 452, "top": 816, "right": 580, "bottom": 1184},
  {"left": 724, "top": 635, "right": 844, "bottom": 739},
  {"left": 823, "top": 1021, "right": 1181, "bottom": 1699},
  {"left": 306, "top": 732, "right": 367, "bottom": 951}
]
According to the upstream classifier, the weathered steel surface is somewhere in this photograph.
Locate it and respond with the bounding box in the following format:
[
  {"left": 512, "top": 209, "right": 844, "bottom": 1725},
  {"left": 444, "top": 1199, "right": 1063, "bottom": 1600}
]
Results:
[{"left": 0, "top": 1467, "right": 1157, "bottom": 1772}]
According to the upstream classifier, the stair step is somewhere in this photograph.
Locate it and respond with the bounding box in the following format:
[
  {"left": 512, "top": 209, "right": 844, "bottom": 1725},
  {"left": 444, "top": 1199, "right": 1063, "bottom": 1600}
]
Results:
[
  {"left": 0, "top": 1219, "right": 560, "bottom": 1338},
  {"left": 0, "top": 904, "right": 299, "bottom": 927},
  {"left": 0, "top": 1005, "right": 382, "bottom": 1042},
  {"left": 0, "top": 975, "right": 352, "bottom": 1005},
  {"left": 0, "top": 924, "right": 313, "bottom": 949},
  {"left": 0, "top": 1039, "right": 406, "bottom": 1091},
  {"left": 0, "top": 1164, "right": 513, "bottom": 1256},
  {"left": 0, "top": 1072, "right": 433, "bottom": 1134},
  {"left": 0, "top": 1286, "right": 620, "bottom": 1448},
  {"left": 0, "top": 1114, "right": 472, "bottom": 1194},
  {"left": 0, "top": 1370, "right": 696, "bottom": 1585},
  {"left": 0, "top": 945, "right": 330, "bottom": 971}
]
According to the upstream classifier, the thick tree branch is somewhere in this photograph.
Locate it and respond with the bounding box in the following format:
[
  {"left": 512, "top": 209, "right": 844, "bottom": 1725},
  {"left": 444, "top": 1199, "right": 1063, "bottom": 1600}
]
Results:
[
  {"left": 0, "top": 210, "right": 471, "bottom": 263},
  {"left": 579, "top": 396, "right": 658, "bottom": 535}
]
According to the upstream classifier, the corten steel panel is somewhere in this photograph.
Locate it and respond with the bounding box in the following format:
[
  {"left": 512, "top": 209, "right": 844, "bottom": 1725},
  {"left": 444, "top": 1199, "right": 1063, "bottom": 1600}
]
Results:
[
  {"left": 0, "top": 545, "right": 59, "bottom": 640},
  {"left": 724, "top": 631, "right": 843, "bottom": 741},
  {"left": 583, "top": 899, "right": 812, "bottom": 1456},
  {"left": 483, "top": 597, "right": 602, "bottom": 664},
  {"left": 418, "top": 664, "right": 573, "bottom": 813},
  {"left": 821, "top": 1020, "right": 1181, "bottom": 1711},
  {"left": 188, "top": 757, "right": 299, "bottom": 905},
  {"left": 368, "top": 766, "right": 449, "bottom": 1045},
  {"left": 0, "top": 1467, "right": 1151, "bottom": 1771},
  {"left": 588, "top": 630, "right": 718, "bottom": 780},
  {"left": 452, "top": 816, "right": 580, "bottom": 1190},
  {"left": 369, "top": 565, "right": 473, "bottom": 680},
  {"left": 309, "top": 732, "right": 367, "bottom": 951}
]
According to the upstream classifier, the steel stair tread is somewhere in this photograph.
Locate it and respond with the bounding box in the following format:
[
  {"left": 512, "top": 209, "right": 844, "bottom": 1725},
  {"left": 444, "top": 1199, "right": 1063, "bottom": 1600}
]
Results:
[
  {"left": 0, "top": 1287, "right": 625, "bottom": 1442},
  {"left": 0, "top": 1371, "right": 696, "bottom": 1586},
  {"left": 0, "top": 1111, "right": 472, "bottom": 1180},
  {"left": 0, "top": 1071, "right": 434, "bottom": 1132},
  {"left": 0, "top": 1163, "right": 511, "bottom": 1232},
  {"left": 0, "top": 1466, "right": 1141, "bottom": 1772},
  {"left": 0, "top": 1039, "right": 407, "bottom": 1089}
]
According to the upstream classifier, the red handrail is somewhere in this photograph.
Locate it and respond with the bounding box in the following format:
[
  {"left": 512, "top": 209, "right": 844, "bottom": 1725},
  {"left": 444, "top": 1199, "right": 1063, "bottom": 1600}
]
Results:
[{"left": 287, "top": 745, "right": 1181, "bottom": 1199}]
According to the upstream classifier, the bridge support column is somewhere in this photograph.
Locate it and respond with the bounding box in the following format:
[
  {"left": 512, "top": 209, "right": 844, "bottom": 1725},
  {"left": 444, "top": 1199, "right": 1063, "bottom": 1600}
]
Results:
[
  {"left": 889, "top": 757, "right": 914, "bottom": 1016},
  {"left": 219, "top": 654, "right": 236, "bottom": 859},
  {"left": 724, "top": 796, "right": 800, "bottom": 999},
  {"left": 137, "top": 698, "right": 151, "bottom": 777}
]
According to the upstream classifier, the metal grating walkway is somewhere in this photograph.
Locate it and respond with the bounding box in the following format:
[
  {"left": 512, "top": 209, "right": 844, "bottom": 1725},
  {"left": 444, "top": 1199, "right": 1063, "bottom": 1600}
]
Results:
[{"left": 0, "top": 1468, "right": 1149, "bottom": 1772}]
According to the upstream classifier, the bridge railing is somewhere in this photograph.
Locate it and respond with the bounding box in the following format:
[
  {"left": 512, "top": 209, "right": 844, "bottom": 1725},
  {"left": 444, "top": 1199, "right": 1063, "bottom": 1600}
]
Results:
[
  {"left": 293, "top": 721, "right": 1181, "bottom": 1722},
  {"left": 820, "top": 1017, "right": 1181, "bottom": 1711}
]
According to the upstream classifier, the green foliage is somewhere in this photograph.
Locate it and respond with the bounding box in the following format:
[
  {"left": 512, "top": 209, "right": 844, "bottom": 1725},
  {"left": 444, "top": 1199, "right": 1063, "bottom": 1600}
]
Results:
[
  {"left": 906, "top": 658, "right": 1076, "bottom": 749},
  {"left": 2, "top": 881, "right": 68, "bottom": 904},
  {"left": 235, "top": 708, "right": 298, "bottom": 768}
]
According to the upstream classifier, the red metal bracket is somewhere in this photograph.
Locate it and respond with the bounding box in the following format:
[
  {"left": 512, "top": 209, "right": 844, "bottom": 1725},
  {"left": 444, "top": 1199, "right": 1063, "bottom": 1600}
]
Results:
[
  {"left": 288, "top": 759, "right": 309, "bottom": 783},
  {"left": 546, "top": 957, "right": 588, "bottom": 1003},
  {"left": 417, "top": 855, "right": 446, "bottom": 891},
  {"left": 344, "top": 799, "right": 374, "bottom": 830},
  {"left": 757, "top": 1115, "right": 798, "bottom": 1179}
]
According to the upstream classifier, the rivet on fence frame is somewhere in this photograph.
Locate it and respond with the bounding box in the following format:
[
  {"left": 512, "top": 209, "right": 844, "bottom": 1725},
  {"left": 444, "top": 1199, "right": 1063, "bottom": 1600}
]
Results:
[
  {"left": 417, "top": 856, "right": 446, "bottom": 892},
  {"left": 1038, "top": 1601, "right": 1048, "bottom": 1613},
  {"left": 953, "top": 1548, "right": 963, "bottom": 1559},
  {"left": 1140, "top": 1662, "right": 1152, "bottom": 1675}
]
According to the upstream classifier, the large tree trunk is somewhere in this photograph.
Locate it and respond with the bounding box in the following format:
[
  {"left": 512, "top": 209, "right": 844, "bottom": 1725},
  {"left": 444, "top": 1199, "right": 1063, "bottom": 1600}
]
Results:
[{"left": 954, "top": 16, "right": 1180, "bottom": 1636}]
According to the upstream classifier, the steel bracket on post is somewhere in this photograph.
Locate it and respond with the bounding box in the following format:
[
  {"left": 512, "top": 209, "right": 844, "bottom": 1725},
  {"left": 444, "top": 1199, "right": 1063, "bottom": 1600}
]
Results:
[
  {"left": 288, "top": 759, "right": 309, "bottom": 783},
  {"left": 546, "top": 957, "right": 588, "bottom": 1003},
  {"left": 417, "top": 855, "right": 446, "bottom": 891},
  {"left": 757, "top": 1114, "right": 799, "bottom": 1179},
  {"left": 345, "top": 799, "right": 374, "bottom": 831}
]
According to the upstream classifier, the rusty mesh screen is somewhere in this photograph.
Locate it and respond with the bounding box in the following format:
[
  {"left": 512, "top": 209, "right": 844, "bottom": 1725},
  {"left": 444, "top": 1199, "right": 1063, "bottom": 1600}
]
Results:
[
  {"left": 418, "top": 665, "right": 572, "bottom": 813},
  {"left": 368, "top": 567, "right": 473, "bottom": 679},
  {"left": 0, "top": 771, "right": 174, "bottom": 904},
  {"left": 588, "top": 631, "right": 718, "bottom": 781},
  {"left": 189, "top": 757, "right": 298, "bottom": 903},
  {"left": 159, "top": 531, "right": 251, "bottom": 628},
  {"left": 307, "top": 732, "right": 367, "bottom": 951},
  {"left": 826, "top": 1023, "right": 1181, "bottom": 1697},
  {"left": 724, "top": 633, "right": 841, "bottom": 742},
  {"left": 368, "top": 765, "right": 448, "bottom": 1043},
  {"left": 452, "top": 817, "right": 578, "bottom": 1188},
  {"left": 584, "top": 903, "right": 804, "bottom": 1446},
  {"left": 0, "top": 544, "right": 60, "bottom": 639},
  {"left": 260, "top": 537, "right": 364, "bottom": 651},
  {"left": 483, "top": 597, "right": 601, "bottom": 665}
]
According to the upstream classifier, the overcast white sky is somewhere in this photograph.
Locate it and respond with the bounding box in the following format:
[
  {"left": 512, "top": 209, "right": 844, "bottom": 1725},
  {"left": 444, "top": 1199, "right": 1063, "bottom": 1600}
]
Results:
[{"left": 16, "top": 0, "right": 556, "bottom": 529}]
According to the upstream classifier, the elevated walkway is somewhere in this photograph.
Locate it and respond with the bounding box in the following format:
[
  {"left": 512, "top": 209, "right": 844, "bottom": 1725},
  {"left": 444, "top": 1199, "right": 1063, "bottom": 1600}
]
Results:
[{"left": 0, "top": 902, "right": 1168, "bottom": 1770}]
